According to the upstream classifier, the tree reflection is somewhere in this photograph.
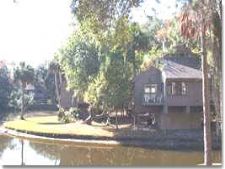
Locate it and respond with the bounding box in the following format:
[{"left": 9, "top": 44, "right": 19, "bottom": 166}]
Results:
[
  {"left": 28, "top": 140, "right": 221, "bottom": 166},
  {"left": 29, "top": 141, "right": 60, "bottom": 161},
  {"left": 0, "top": 135, "right": 13, "bottom": 158},
  {"left": 28, "top": 141, "right": 141, "bottom": 166},
  {"left": 20, "top": 140, "right": 25, "bottom": 166}
]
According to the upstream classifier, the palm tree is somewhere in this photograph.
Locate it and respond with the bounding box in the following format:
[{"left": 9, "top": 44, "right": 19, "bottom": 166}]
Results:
[
  {"left": 48, "top": 61, "right": 62, "bottom": 109},
  {"left": 14, "top": 62, "right": 34, "bottom": 120}
]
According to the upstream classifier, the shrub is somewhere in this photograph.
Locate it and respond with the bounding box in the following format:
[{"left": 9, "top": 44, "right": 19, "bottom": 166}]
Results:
[
  {"left": 62, "top": 110, "right": 74, "bottom": 123},
  {"left": 58, "top": 107, "right": 84, "bottom": 123},
  {"left": 69, "top": 107, "right": 82, "bottom": 120},
  {"left": 58, "top": 107, "right": 65, "bottom": 121}
]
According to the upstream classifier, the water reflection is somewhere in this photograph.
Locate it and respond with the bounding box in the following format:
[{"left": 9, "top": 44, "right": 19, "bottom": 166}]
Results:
[
  {"left": 0, "top": 134, "right": 222, "bottom": 166},
  {"left": 0, "top": 135, "right": 13, "bottom": 157},
  {"left": 29, "top": 140, "right": 222, "bottom": 166}
]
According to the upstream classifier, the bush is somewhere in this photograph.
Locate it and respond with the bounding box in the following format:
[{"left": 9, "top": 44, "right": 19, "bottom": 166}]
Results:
[
  {"left": 58, "top": 107, "right": 65, "bottom": 121},
  {"left": 69, "top": 107, "right": 82, "bottom": 120},
  {"left": 9, "top": 88, "right": 34, "bottom": 113},
  {"left": 58, "top": 107, "right": 85, "bottom": 123},
  {"left": 62, "top": 110, "right": 74, "bottom": 123},
  {"left": 58, "top": 107, "right": 79, "bottom": 123}
]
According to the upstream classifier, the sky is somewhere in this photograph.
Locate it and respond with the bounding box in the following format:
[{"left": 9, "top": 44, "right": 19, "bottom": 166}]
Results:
[
  {"left": 0, "top": 0, "right": 73, "bottom": 68},
  {"left": 0, "top": 0, "right": 181, "bottom": 68}
]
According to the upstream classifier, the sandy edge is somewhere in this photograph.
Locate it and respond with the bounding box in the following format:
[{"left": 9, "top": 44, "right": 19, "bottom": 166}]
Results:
[{"left": 0, "top": 127, "right": 122, "bottom": 146}]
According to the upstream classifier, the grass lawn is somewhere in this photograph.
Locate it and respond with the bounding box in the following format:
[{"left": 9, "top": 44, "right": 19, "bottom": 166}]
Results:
[
  {"left": 3, "top": 116, "right": 114, "bottom": 138},
  {"left": 3, "top": 114, "right": 161, "bottom": 140}
]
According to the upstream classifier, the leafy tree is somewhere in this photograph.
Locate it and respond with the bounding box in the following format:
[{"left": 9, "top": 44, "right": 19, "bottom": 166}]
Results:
[
  {"left": 84, "top": 51, "right": 132, "bottom": 129},
  {"left": 48, "top": 61, "right": 62, "bottom": 109},
  {"left": 126, "top": 22, "right": 150, "bottom": 76},
  {"left": 71, "top": 0, "right": 143, "bottom": 34},
  {"left": 45, "top": 68, "right": 57, "bottom": 104},
  {"left": 179, "top": 0, "right": 222, "bottom": 165},
  {"left": 34, "top": 65, "right": 48, "bottom": 86},
  {"left": 0, "top": 65, "right": 13, "bottom": 111},
  {"left": 84, "top": 71, "right": 107, "bottom": 113},
  {"left": 13, "top": 62, "right": 35, "bottom": 119},
  {"left": 57, "top": 34, "right": 101, "bottom": 99},
  {"left": 57, "top": 2, "right": 152, "bottom": 128},
  {"left": 34, "top": 64, "right": 57, "bottom": 104},
  {"left": 142, "top": 16, "right": 163, "bottom": 50},
  {"left": 9, "top": 87, "right": 34, "bottom": 113}
]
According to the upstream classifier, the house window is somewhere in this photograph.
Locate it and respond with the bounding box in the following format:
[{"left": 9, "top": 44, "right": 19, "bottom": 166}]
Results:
[
  {"left": 144, "top": 84, "right": 157, "bottom": 103},
  {"left": 167, "top": 83, "right": 172, "bottom": 95},
  {"left": 181, "top": 82, "right": 187, "bottom": 95},
  {"left": 167, "top": 82, "right": 187, "bottom": 95},
  {"left": 176, "top": 82, "right": 183, "bottom": 95},
  {"left": 172, "top": 82, "right": 177, "bottom": 95},
  {"left": 144, "top": 84, "right": 157, "bottom": 94},
  {"left": 167, "top": 82, "right": 176, "bottom": 95}
]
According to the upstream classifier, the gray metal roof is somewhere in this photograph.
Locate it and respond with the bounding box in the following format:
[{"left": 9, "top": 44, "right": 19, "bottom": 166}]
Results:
[
  {"left": 162, "top": 60, "right": 202, "bottom": 79},
  {"left": 163, "top": 53, "right": 201, "bottom": 69}
]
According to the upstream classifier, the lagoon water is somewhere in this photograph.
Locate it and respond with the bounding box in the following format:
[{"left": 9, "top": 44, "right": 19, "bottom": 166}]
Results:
[{"left": 0, "top": 134, "right": 222, "bottom": 166}]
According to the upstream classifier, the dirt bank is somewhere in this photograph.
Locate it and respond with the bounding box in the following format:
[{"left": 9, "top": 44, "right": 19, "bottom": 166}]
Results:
[{"left": 1, "top": 127, "right": 221, "bottom": 151}]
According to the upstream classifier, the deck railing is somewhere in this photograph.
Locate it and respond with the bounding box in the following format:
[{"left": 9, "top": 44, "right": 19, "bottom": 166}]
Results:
[{"left": 143, "top": 93, "right": 163, "bottom": 105}]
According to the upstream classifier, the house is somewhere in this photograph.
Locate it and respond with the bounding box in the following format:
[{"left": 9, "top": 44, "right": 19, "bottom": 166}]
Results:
[{"left": 134, "top": 54, "right": 205, "bottom": 129}]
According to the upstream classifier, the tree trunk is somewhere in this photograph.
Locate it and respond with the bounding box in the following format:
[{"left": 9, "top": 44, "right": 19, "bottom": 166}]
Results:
[
  {"left": 211, "top": 8, "right": 222, "bottom": 137},
  {"left": 54, "top": 72, "right": 61, "bottom": 109},
  {"left": 115, "top": 111, "right": 118, "bottom": 130},
  {"left": 21, "top": 85, "right": 25, "bottom": 120},
  {"left": 201, "top": 21, "right": 212, "bottom": 166},
  {"left": 212, "top": 76, "right": 221, "bottom": 136}
]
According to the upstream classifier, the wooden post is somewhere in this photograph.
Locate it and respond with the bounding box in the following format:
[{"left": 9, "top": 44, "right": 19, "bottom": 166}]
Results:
[{"left": 163, "top": 78, "right": 168, "bottom": 114}]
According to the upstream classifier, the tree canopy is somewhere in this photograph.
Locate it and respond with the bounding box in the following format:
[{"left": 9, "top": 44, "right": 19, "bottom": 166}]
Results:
[{"left": 0, "top": 65, "right": 13, "bottom": 110}]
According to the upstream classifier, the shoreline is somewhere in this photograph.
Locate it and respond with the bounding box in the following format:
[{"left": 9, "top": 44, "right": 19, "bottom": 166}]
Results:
[{"left": 0, "top": 126, "right": 222, "bottom": 151}]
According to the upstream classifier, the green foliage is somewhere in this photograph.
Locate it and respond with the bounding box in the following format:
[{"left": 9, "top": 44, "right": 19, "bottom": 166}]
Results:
[
  {"left": 104, "top": 52, "right": 132, "bottom": 111},
  {"left": 141, "top": 47, "right": 164, "bottom": 70},
  {"left": 84, "top": 72, "right": 106, "bottom": 111},
  {"left": 56, "top": 9, "right": 151, "bottom": 115},
  {"left": 47, "top": 60, "right": 62, "bottom": 107},
  {"left": 58, "top": 107, "right": 65, "bottom": 121},
  {"left": 84, "top": 51, "right": 132, "bottom": 112},
  {"left": 57, "top": 34, "right": 101, "bottom": 98},
  {"left": 34, "top": 65, "right": 48, "bottom": 85},
  {"left": 58, "top": 107, "right": 81, "bottom": 123},
  {"left": 58, "top": 0, "right": 203, "bottom": 117},
  {"left": 69, "top": 107, "right": 81, "bottom": 119},
  {"left": 71, "top": 0, "right": 143, "bottom": 33},
  {"left": 142, "top": 16, "right": 163, "bottom": 50},
  {"left": 13, "top": 62, "right": 35, "bottom": 118},
  {"left": 14, "top": 62, "right": 35, "bottom": 87},
  {"left": 0, "top": 66, "right": 13, "bottom": 110},
  {"left": 62, "top": 114, "right": 73, "bottom": 123},
  {"left": 61, "top": 110, "right": 74, "bottom": 123},
  {"left": 9, "top": 88, "right": 34, "bottom": 112},
  {"left": 33, "top": 64, "right": 56, "bottom": 104}
]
